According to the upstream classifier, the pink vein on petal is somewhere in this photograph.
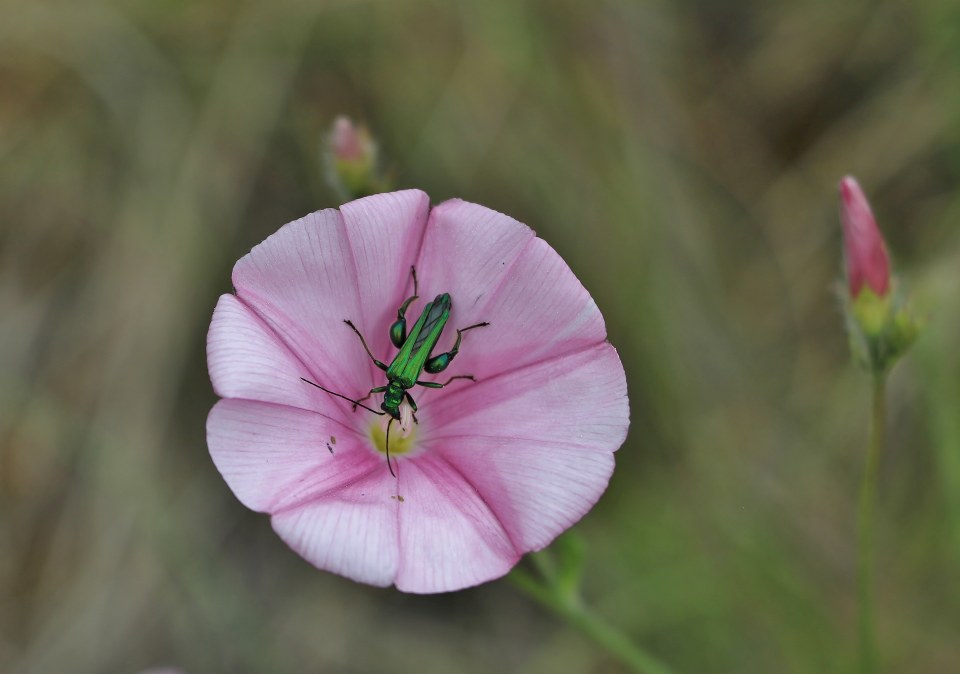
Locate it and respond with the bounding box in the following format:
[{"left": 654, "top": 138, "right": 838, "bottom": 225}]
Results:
[
  {"left": 394, "top": 455, "right": 519, "bottom": 593},
  {"left": 271, "top": 467, "right": 400, "bottom": 588},
  {"left": 433, "top": 435, "right": 616, "bottom": 552},
  {"left": 231, "top": 208, "right": 368, "bottom": 398},
  {"left": 209, "top": 292, "right": 375, "bottom": 429}
]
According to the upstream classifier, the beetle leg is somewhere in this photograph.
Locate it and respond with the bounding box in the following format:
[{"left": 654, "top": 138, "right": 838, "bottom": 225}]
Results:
[
  {"left": 404, "top": 391, "right": 420, "bottom": 425},
  {"left": 424, "top": 322, "right": 489, "bottom": 373},
  {"left": 389, "top": 267, "right": 421, "bottom": 348},
  {"left": 344, "top": 320, "right": 389, "bottom": 370},
  {"left": 390, "top": 295, "right": 417, "bottom": 348},
  {"left": 352, "top": 385, "right": 387, "bottom": 411},
  {"left": 404, "top": 391, "right": 419, "bottom": 411},
  {"left": 416, "top": 375, "right": 476, "bottom": 389}
]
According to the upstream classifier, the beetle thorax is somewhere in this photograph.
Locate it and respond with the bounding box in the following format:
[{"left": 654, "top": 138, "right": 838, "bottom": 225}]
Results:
[{"left": 380, "top": 382, "right": 406, "bottom": 419}]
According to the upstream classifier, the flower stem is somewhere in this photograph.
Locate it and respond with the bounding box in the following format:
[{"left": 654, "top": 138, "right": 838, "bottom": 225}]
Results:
[
  {"left": 857, "top": 372, "right": 886, "bottom": 674},
  {"left": 509, "top": 568, "right": 678, "bottom": 674}
]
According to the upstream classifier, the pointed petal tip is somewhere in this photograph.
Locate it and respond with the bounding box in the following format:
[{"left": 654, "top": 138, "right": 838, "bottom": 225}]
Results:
[
  {"left": 838, "top": 175, "right": 890, "bottom": 298},
  {"left": 839, "top": 175, "right": 864, "bottom": 205}
]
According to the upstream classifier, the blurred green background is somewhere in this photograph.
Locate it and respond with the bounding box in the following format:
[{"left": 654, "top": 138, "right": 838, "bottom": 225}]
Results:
[{"left": 3, "top": 0, "right": 960, "bottom": 672}]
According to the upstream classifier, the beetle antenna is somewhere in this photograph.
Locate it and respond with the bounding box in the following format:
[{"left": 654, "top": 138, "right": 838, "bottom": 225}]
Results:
[
  {"left": 385, "top": 417, "right": 397, "bottom": 478},
  {"left": 300, "top": 377, "right": 385, "bottom": 416}
]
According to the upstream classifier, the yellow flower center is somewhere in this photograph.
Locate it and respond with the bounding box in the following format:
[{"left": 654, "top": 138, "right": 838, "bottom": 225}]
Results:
[{"left": 368, "top": 402, "right": 418, "bottom": 456}]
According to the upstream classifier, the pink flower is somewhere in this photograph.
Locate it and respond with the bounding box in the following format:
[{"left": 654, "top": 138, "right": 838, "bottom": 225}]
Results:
[
  {"left": 840, "top": 176, "right": 890, "bottom": 298},
  {"left": 206, "top": 190, "right": 629, "bottom": 593}
]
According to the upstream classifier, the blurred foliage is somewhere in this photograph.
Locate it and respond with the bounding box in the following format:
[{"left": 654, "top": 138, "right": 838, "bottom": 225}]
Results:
[{"left": 2, "top": 0, "right": 960, "bottom": 672}]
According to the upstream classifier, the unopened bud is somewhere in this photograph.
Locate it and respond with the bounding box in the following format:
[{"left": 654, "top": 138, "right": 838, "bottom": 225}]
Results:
[
  {"left": 331, "top": 116, "right": 369, "bottom": 162},
  {"left": 324, "top": 116, "right": 385, "bottom": 200},
  {"left": 838, "top": 176, "right": 918, "bottom": 373},
  {"left": 840, "top": 176, "right": 890, "bottom": 299}
]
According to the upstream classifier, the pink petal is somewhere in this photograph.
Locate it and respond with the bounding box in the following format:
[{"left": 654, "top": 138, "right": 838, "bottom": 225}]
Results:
[
  {"left": 414, "top": 200, "right": 604, "bottom": 381},
  {"left": 840, "top": 176, "right": 890, "bottom": 297},
  {"left": 207, "top": 294, "right": 367, "bottom": 426},
  {"left": 231, "top": 190, "right": 429, "bottom": 399},
  {"left": 271, "top": 467, "right": 399, "bottom": 587},
  {"left": 418, "top": 343, "right": 627, "bottom": 551},
  {"left": 208, "top": 294, "right": 330, "bottom": 414},
  {"left": 339, "top": 190, "right": 430, "bottom": 366},
  {"left": 413, "top": 198, "right": 534, "bottom": 322},
  {"left": 395, "top": 455, "right": 518, "bottom": 593},
  {"left": 430, "top": 437, "right": 615, "bottom": 553},
  {"left": 207, "top": 398, "right": 382, "bottom": 513}
]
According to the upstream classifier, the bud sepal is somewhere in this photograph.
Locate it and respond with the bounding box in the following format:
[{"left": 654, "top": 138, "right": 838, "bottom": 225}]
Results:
[{"left": 842, "top": 281, "right": 919, "bottom": 374}]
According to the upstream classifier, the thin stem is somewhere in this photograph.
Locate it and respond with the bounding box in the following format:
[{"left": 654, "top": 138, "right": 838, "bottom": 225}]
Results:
[
  {"left": 857, "top": 372, "right": 886, "bottom": 674},
  {"left": 509, "top": 570, "right": 678, "bottom": 674}
]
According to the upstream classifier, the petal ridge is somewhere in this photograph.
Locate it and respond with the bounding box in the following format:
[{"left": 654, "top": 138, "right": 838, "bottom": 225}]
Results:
[
  {"left": 230, "top": 208, "right": 368, "bottom": 392},
  {"left": 434, "top": 453, "right": 521, "bottom": 555},
  {"left": 271, "top": 463, "right": 385, "bottom": 517},
  {"left": 394, "top": 456, "right": 519, "bottom": 592},
  {"left": 421, "top": 341, "right": 622, "bottom": 415}
]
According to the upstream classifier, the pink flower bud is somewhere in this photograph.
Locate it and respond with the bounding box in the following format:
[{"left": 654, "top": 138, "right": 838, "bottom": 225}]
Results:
[
  {"left": 330, "top": 116, "right": 368, "bottom": 162},
  {"left": 324, "top": 116, "right": 382, "bottom": 199},
  {"left": 840, "top": 176, "right": 890, "bottom": 298}
]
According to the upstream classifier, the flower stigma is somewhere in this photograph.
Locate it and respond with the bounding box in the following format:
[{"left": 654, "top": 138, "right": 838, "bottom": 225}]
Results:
[{"left": 368, "top": 399, "right": 418, "bottom": 457}]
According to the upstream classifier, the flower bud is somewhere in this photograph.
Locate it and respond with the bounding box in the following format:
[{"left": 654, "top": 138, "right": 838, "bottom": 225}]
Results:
[
  {"left": 324, "top": 116, "right": 384, "bottom": 200},
  {"left": 838, "top": 176, "right": 918, "bottom": 373},
  {"left": 840, "top": 176, "right": 890, "bottom": 299},
  {"left": 330, "top": 116, "right": 369, "bottom": 162}
]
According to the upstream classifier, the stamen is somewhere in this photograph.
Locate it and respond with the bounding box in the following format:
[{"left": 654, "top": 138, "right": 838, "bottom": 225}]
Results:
[
  {"left": 369, "top": 401, "right": 418, "bottom": 457},
  {"left": 398, "top": 400, "right": 415, "bottom": 437}
]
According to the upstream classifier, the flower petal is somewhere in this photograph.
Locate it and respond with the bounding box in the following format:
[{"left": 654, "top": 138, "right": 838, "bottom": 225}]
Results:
[
  {"left": 414, "top": 200, "right": 605, "bottom": 381},
  {"left": 207, "top": 398, "right": 383, "bottom": 513},
  {"left": 207, "top": 294, "right": 327, "bottom": 413},
  {"left": 271, "top": 468, "right": 399, "bottom": 587},
  {"left": 430, "top": 438, "right": 615, "bottom": 553},
  {"left": 414, "top": 198, "right": 534, "bottom": 322},
  {"left": 339, "top": 190, "right": 431, "bottom": 363},
  {"left": 418, "top": 343, "right": 627, "bottom": 551},
  {"left": 231, "top": 190, "right": 429, "bottom": 400},
  {"left": 231, "top": 207, "right": 362, "bottom": 392},
  {"left": 395, "top": 454, "right": 519, "bottom": 593},
  {"left": 456, "top": 238, "right": 607, "bottom": 380}
]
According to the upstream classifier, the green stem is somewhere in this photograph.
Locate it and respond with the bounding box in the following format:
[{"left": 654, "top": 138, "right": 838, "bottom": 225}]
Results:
[
  {"left": 857, "top": 372, "right": 886, "bottom": 674},
  {"left": 509, "top": 570, "right": 678, "bottom": 674}
]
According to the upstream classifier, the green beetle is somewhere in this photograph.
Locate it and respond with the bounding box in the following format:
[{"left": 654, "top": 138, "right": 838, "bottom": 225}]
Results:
[{"left": 302, "top": 267, "right": 487, "bottom": 476}]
